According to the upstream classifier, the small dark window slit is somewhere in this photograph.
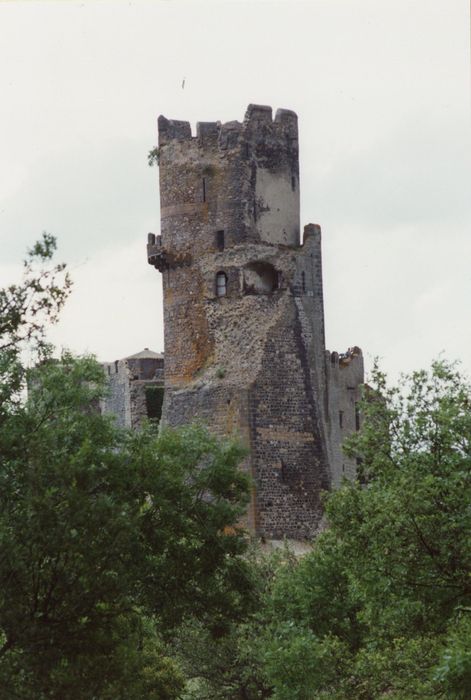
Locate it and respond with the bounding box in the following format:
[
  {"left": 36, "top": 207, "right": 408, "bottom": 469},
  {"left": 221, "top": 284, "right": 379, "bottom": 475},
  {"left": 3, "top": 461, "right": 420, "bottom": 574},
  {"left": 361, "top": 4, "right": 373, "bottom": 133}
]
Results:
[
  {"left": 202, "top": 177, "right": 206, "bottom": 202},
  {"left": 216, "top": 230, "right": 225, "bottom": 251},
  {"left": 301, "top": 271, "right": 306, "bottom": 293},
  {"left": 291, "top": 175, "right": 296, "bottom": 191},
  {"left": 355, "top": 403, "right": 361, "bottom": 431}
]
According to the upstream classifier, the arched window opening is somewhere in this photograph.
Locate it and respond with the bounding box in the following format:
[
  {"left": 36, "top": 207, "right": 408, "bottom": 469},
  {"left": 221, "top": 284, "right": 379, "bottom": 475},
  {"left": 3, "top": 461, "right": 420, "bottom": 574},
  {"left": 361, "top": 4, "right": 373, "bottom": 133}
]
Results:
[
  {"left": 243, "top": 261, "right": 278, "bottom": 295},
  {"left": 216, "top": 271, "right": 227, "bottom": 297}
]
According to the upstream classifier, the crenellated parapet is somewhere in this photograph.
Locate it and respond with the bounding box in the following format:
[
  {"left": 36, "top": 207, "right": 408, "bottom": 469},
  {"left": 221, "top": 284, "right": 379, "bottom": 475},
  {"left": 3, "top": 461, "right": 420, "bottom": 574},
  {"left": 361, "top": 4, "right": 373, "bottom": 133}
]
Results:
[
  {"left": 153, "top": 105, "right": 300, "bottom": 256},
  {"left": 157, "top": 104, "right": 298, "bottom": 151},
  {"left": 146, "top": 104, "right": 364, "bottom": 540},
  {"left": 328, "top": 346, "right": 363, "bottom": 370}
]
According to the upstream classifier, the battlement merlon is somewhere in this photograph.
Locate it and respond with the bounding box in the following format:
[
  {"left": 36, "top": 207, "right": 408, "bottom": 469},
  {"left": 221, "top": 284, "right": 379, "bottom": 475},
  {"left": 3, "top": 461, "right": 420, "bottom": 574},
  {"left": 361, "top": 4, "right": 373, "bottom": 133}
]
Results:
[
  {"left": 303, "top": 223, "right": 321, "bottom": 244},
  {"left": 158, "top": 116, "right": 192, "bottom": 145},
  {"left": 327, "top": 346, "right": 363, "bottom": 370},
  {"left": 157, "top": 104, "right": 298, "bottom": 149},
  {"left": 147, "top": 233, "right": 166, "bottom": 271}
]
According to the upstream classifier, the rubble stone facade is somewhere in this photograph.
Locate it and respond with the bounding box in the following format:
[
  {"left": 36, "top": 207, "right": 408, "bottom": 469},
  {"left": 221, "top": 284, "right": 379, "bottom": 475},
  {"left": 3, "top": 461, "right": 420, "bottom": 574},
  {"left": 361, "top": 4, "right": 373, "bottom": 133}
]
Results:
[
  {"left": 101, "top": 349, "right": 164, "bottom": 430},
  {"left": 147, "top": 104, "right": 363, "bottom": 540}
]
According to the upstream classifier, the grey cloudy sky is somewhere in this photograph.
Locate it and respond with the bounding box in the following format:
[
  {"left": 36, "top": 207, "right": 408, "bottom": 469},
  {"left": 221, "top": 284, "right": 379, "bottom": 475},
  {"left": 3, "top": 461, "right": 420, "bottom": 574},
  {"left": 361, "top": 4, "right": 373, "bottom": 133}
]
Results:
[{"left": 0, "top": 0, "right": 470, "bottom": 381}]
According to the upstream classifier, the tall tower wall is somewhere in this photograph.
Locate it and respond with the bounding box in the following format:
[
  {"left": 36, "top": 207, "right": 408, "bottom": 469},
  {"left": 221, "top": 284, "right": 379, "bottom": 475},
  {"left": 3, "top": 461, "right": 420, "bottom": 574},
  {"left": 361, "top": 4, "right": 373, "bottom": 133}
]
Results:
[{"left": 148, "top": 104, "right": 363, "bottom": 540}]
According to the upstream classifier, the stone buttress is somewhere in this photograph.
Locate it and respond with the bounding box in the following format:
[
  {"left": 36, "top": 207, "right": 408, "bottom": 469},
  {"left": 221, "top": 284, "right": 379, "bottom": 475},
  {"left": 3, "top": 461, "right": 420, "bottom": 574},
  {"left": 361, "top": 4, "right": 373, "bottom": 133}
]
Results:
[{"left": 147, "top": 104, "right": 363, "bottom": 540}]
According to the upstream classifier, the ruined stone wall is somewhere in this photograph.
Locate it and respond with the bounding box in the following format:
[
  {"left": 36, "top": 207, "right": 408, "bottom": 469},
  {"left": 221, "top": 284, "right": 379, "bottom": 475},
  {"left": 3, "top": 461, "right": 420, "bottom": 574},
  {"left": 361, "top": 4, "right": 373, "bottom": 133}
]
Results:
[
  {"left": 101, "top": 352, "right": 164, "bottom": 429},
  {"left": 325, "top": 348, "right": 364, "bottom": 487},
  {"left": 164, "top": 384, "right": 257, "bottom": 531},
  {"left": 101, "top": 360, "right": 132, "bottom": 428},
  {"left": 149, "top": 105, "right": 301, "bottom": 388},
  {"left": 148, "top": 104, "right": 364, "bottom": 540},
  {"left": 248, "top": 303, "right": 329, "bottom": 539}
]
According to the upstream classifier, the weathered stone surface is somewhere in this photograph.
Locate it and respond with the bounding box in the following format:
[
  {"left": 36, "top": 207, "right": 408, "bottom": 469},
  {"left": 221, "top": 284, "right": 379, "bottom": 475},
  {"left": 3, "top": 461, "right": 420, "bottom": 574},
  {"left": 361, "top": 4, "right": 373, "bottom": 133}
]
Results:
[
  {"left": 146, "top": 105, "right": 364, "bottom": 540},
  {"left": 101, "top": 349, "right": 164, "bottom": 429}
]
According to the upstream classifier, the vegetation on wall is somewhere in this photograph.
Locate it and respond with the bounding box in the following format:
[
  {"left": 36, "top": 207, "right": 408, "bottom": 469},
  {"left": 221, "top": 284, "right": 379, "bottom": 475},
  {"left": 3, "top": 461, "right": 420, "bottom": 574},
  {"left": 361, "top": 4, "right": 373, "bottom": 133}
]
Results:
[{"left": 146, "top": 384, "right": 165, "bottom": 421}]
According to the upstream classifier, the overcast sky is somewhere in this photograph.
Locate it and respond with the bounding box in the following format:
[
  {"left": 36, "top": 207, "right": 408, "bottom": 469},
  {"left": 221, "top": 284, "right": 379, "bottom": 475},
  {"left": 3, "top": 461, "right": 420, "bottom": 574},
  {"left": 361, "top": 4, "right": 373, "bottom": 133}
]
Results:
[{"left": 0, "top": 0, "right": 470, "bottom": 382}]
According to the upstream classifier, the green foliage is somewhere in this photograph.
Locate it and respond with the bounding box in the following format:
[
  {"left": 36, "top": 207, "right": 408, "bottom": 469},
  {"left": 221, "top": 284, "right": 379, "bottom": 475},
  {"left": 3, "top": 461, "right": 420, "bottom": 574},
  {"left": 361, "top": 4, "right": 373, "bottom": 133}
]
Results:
[
  {"left": 0, "top": 351, "right": 252, "bottom": 697},
  {"left": 168, "top": 360, "right": 471, "bottom": 699},
  {"left": 5, "top": 237, "right": 470, "bottom": 699},
  {"left": 0, "top": 239, "right": 253, "bottom": 698},
  {"left": 173, "top": 547, "right": 283, "bottom": 699},
  {"left": 0, "top": 233, "right": 71, "bottom": 352},
  {"left": 0, "top": 233, "right": 71, "bottom": 413},
  {"left": 435, "top": 610, "right": 471, "bottom": 699},
  {"left": 255, "top": 360, "right": 471, "bottom": 699},
  {"left": 148, "top": 147, "right": 161, "bottom": 166}
]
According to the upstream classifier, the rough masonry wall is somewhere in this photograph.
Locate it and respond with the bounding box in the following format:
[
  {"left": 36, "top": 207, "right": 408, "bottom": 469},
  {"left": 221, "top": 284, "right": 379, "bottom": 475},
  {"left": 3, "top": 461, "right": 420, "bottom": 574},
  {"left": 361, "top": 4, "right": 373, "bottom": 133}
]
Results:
[
  {"left": 101, "top": 360, "right": 132, "bottom": 428},
  {"left": 101, "top": 352, "right": 164, "bottom": 429},
  {"left": 326, "top": 348, "right": 364, "bottom": 486},
  {"left": 249, "top": 305, "right": 329, "bottom": 539},
  {"left": 148, "top": 104, "right": 364, "bottom": 540}
]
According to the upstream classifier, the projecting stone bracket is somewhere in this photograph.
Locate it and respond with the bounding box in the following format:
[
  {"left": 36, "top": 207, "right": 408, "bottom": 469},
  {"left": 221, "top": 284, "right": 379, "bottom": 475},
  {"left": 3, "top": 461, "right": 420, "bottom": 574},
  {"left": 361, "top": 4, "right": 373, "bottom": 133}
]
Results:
[
  {"left": 147, "top": 235, "right": 167, "bottom": 271},
  {"left": 147, "top": 234, "right": 192, "bottom": 271}
]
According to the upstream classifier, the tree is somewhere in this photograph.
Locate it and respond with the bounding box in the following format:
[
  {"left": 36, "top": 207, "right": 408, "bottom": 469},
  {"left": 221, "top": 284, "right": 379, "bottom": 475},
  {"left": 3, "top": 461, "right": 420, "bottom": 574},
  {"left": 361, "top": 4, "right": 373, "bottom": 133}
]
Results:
[
  {"left": 0, "top": 233, "right": 71, "bottom": 410},
  {"left": 257, "top": 361, "right": 471, "bottom": 699},
  {"left": 0, "top": 233, "right": 71, "bottom": 353},
  {"left": 0, "top": 239, "right": 253, "bottom": 698},
  {"left": 172, "top": 547, "right": 282, "bottom": 700}
]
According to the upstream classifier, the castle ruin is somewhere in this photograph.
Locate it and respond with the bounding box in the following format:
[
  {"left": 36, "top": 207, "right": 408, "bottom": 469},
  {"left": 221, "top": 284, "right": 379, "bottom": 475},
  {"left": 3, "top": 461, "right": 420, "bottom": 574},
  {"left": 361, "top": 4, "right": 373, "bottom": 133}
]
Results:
[
  {"left": 145, "top": 104, "right": 363, "bottom": 540},
  {"left": 101, "top": 348, "right": 164, "bottom": 429}
]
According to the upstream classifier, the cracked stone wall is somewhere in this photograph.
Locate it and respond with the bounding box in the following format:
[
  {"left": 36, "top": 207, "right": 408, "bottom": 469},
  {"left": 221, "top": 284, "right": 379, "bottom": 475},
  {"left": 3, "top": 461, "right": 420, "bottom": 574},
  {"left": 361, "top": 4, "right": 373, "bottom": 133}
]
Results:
[{"left": 148, "top": 104, "right": 363, "bottom": 540}]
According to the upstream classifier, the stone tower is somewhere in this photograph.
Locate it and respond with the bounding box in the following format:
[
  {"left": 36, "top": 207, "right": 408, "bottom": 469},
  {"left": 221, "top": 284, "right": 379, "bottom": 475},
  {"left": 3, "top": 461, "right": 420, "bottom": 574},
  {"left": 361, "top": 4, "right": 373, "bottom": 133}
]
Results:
[
  {"left": 147, "top": 104, "right": 363, "bottom": 540},
  {"left": 101, "top": 349, "right": 164, "bottom": 429}
]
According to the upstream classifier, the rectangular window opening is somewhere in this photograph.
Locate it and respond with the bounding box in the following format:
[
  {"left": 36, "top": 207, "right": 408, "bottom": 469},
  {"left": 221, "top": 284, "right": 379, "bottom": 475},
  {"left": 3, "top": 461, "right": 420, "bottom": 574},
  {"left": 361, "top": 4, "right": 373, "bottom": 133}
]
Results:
[
  {"left": 202, "top": 177, "right": 206, "bottom": 202},
  {"left": 216, "top": 230, "right": 225, "bottom": 251},
  {"left": 216, "top": 271, "right": 227, "bottom": 297},
  {"left": 355, "top": 403, "right": 361, "bottom": 431},
  {"left": 145, "top": 386, "right": 164, "bottom": 422}
]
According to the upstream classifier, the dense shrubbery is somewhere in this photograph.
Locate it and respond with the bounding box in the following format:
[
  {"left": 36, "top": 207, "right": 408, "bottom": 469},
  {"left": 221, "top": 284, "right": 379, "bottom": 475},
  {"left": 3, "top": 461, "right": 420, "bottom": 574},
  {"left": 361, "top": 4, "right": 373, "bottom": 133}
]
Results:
[
  {"left": 2, "top": 237, "right": 470, "bottom": 698},
  {"left": 0, "top": 238, "right": 252, "bottom": 698},
  {"left": 177, "top": 360, "right": 471, "bottom": 699}
]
